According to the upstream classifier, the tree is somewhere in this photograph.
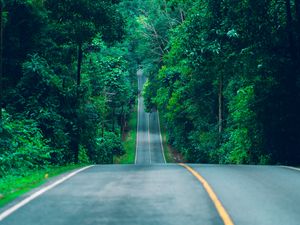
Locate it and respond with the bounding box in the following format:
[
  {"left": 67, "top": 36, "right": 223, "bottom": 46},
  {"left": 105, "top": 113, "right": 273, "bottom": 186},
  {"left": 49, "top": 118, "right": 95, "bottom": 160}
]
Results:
[
  {"left": 1, "top": 0, "right": 128, "bottom": 168},
  {"left": 44, "top": 0, "right": 124, "bottom": 162},
  {"left": 45, "top": 0, "right": 124, "bottom": 90},
  {"left": 139, "top": 0, "right": 300, "bottom": 165},
  {"left": 0, "top": 0, "right": 4, "bottom": 122}
]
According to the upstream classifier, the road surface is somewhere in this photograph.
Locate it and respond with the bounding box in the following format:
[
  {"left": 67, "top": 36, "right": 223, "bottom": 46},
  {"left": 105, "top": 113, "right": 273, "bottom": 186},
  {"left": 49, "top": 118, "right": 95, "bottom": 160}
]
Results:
[{"left": 1, "top": 71, "right": 300, "bottom": 225}]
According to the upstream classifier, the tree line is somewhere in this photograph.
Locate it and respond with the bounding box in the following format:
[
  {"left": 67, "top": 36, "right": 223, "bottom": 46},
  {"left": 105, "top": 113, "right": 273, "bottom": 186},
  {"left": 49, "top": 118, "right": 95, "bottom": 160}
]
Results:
[
  {"left": 0, "top": 0, "right": 138, "bottom": 177},
  {"left": 126, "top": 0, "right": 300, "bottom": 165},
  {"left": 1, "top": 0, "right": 300, "bottom": 172}
]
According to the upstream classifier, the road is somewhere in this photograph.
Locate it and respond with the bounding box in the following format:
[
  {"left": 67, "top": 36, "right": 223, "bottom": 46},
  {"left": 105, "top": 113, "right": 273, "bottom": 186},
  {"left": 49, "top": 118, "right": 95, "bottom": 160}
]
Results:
[
  {"left": 1, "top": 71, "right": 300, "bottom": 225},
  {"left": 135, "top": 69, "right": 165, "bottom": 164}
]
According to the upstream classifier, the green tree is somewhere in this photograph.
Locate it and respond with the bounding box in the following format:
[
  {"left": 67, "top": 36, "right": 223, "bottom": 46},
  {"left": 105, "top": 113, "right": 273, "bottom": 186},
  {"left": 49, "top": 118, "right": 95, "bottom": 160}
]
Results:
[{"left": 44, "top": 0, "right": 125, "bottom": 162}]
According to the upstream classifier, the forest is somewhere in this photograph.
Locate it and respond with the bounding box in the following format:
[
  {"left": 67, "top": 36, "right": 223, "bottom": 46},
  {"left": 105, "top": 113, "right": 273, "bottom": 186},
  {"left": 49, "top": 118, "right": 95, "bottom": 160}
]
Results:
[
  {"left": 136, "top": 0, "right": 300, "bottom": 165},
  {"left": 1, "top": 0, "right": 300, "bottom": 180},
  {"left": 0, "top": 0, "right": 137, "bottom": 179}
]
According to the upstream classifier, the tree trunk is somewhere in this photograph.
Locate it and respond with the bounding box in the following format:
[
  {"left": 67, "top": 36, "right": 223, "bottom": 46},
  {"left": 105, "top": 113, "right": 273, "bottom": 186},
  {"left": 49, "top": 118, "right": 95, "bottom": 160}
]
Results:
[
  {"left": 77, "top": 43, "right": 83, "bottom": 88},
  {"left": 73, "top": 43, "right": 83, "bottom": 163},
  {"left": 295, "top": 0, "right": 300, "bottom": 24},
  {"left": 295, "top": 0, "right": 300, "bottom": 58},
  {"left": 123, "top": 112, "right": 126, "bottom": 135},
  {"left": 285, "top": 0, "right": 297, "bottom": 61},
  {"left": 112, "top": 107, "right": 115, "bottom": 132},
  {"left": 120, "top": 105, "right": 124, "bottom": 135},
  {"left": 218, "top": 74, "right": 223, "bottom": 134},
  {"left": 180, "top": 9, "right": 185, "bottom": 23},
  {"left": 102, "top": 122, "right": 104, "bottom": 137},
  {"left": 72, "top": 131, "right": 79, "bottom": 163}
]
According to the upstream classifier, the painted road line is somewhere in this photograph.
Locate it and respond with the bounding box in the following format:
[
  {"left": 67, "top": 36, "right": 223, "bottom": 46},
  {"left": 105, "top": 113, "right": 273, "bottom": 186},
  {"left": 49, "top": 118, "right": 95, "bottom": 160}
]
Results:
[
  {"left": 135, "top": 71, "right": 141, "bottom": 164},
  {"left": 157, "top": 111, "right": 166, "bottom": 163},
  {"left": 0, "top": 166, "right": 93, "bottom": 222},
  {"left": 281, "top": 166, "right": 300, "bottom": 172},
  {"left": 179, "top": 163, "right": 234, "bottom": 225},
  {"left": 135, "top": 92, "right": 140, "bottom": 164}
]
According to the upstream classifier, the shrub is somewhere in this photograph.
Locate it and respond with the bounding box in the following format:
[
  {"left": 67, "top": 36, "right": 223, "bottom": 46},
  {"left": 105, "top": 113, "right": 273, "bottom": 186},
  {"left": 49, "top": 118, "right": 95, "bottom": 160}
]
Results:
[
  {"left": 0, "top": 110, "right": 57, "bottom": 177},
  {"left": 93, "top": 132, "right": 125, "bottom": 164}
]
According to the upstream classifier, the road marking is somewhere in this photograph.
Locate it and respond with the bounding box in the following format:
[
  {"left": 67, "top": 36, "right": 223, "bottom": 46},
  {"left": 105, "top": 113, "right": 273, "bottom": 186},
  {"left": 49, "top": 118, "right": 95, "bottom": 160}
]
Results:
[
  {"left": 179, "top": 163, "right": 234, "bottom": 225},
  {"left": 148, "top": 113, "right": 152, "bottom": 164},
  {"left": 135, "top": 88, "right": 140, "bottom": 164},
  {"left": 135, "top": 71, "right": 142, "bottom": 164},
  {"left": 281, "top": 166, "right": 300, "bottom": 172},
  {"left": 157, "top": 111, "right": 166, "bottom": 163},
  {"left": 0, "top": 166, "right": 93, "bottom": 222}
]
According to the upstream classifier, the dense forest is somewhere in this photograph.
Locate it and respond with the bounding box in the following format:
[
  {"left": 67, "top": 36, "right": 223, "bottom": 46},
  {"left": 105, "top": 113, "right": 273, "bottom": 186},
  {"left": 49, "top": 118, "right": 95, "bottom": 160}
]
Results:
[
  {"left": 124, "top": 0, "right": 300, "bottom": 165},
  {"left": 1, "top": 0, "right": 300, "bottom": 179},
  {"left": 0, "top": 0, "right": 138, "bottom": 177}
]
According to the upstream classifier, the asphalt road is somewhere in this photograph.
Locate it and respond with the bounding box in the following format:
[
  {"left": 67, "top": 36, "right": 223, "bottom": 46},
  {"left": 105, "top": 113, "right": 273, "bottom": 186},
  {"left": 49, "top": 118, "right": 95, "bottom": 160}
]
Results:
[
  {"left": 2, "top": 165, "right": 300, "bottom": 225},
  {"left": 1, "top": 71, "right": 300, "bottom": 225},
  {"left": 191, "top": 164, "right": 300, "bottom": 225},
  {"left": 0, "top": 165, "right": 224, "bottom": 225}
]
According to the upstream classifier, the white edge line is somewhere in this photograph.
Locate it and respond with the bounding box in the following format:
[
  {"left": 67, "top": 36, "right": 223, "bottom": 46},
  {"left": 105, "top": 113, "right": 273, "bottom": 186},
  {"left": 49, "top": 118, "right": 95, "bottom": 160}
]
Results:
[
  {"left": 0, "top": 165, "right": 93, "bottom": 222},
  {"left": 157, "top": 111, "right": 166, "bottom": 163},
  {"left": 148, "top": 113, "right": 152, "bottom": 164},
  {"left": 281, "top": 166, "right": 300, "bottom": 172},
  {"left": 135, "top": 75, "right": 140, "bottom": 164}
]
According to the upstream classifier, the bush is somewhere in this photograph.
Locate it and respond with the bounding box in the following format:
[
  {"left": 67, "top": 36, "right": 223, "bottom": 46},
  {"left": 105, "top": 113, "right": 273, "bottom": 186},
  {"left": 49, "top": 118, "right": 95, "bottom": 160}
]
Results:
[
  {"left": 220, "top": 85, "right": 260, "bottom": 164},
  {"left": 0, "top": 110, "right": 58, "bottom": 177},
  {"left": 77, "top": 145, "right": 90, "bottom": 164},
  {"left": 93, "top": 132, "right": 125, "bottom": 164}
]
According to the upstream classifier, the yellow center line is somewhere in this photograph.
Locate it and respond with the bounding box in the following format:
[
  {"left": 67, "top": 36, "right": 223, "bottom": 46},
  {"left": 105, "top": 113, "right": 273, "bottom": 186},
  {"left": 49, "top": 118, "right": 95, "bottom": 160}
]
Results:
[{"left": 179, "top": 163, "right": 235, "bottom": 225}]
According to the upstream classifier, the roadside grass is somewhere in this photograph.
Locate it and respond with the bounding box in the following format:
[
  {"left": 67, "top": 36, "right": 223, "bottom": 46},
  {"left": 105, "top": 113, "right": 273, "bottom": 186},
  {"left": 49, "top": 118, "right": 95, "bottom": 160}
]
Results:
[
  {"left": 159, "top": 118, "right": 176, "bottom": 163},
  {"left": 114, "top": 106, "right": 137, "bottom": 164},
  {"left": 0, "top": 164, "right": 85, "bottom": 208},
  {"left": 159, "top": 116, "right": 186, "bottom": 163}
]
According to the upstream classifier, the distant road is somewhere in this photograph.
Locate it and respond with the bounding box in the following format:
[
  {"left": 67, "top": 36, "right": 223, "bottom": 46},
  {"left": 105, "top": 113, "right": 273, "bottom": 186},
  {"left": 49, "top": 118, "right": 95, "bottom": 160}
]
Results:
[
  {"left": 1, "top": 70, "right": 300, "bottom": 225},
  {"left": 135, "top": 69, "right": 165, "bottom": 164}
]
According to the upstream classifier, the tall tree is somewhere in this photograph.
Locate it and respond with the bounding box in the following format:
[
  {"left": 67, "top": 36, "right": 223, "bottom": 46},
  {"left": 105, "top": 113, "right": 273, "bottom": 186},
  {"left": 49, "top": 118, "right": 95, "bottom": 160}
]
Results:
[
  {"left": 45, "top": 0, "right": 124, "bottom": 162},
  {"left": 0, "top": 0, "right": 3, "bottom": 122}
]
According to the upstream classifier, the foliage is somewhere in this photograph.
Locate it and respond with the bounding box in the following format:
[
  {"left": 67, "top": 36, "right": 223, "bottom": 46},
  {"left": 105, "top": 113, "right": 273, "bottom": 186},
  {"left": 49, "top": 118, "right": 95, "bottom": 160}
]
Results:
[
  {"left": 114, "top": 105, "right": 137, "bottom": 164},
  {"left": 0, "top": 0, "right": 134, "bottom": 180},
  {"left": 135, "top": 0, "right": 300, "bottom": 165},
  {"left": 78, "top": 145, "right": 91, "bottom": 164},
  {"left": 0, "top": 110, "right": 56, "bottom": 177},
  {"left": 2, "top": 0, "right": 300, "bottom": 170},
  {"left": 94, "top": 132, "right": 125, "bottom": 164},
  {"left": 220, "top": 85, "right": 256, "bottom": 164}
]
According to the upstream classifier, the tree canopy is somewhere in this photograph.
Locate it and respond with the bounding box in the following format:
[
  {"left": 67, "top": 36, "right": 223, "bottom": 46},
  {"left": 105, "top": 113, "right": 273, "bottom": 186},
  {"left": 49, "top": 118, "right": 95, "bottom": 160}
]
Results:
[
  {"left": 1, "top": 0, "right": 300, "bottom": 176},
  {"left": 124, "top": 0, "right": 300, "bottom": 165},
  {"left": 0, "top": 0, "right": 133, "bottom": 177}
]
